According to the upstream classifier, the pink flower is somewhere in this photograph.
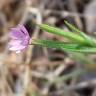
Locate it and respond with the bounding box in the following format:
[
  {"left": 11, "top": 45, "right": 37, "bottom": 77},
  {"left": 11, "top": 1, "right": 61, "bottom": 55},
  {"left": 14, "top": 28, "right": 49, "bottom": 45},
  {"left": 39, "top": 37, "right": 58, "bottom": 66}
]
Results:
[{"left": 8, "top": 25, "right": 30, "bottom": 53}]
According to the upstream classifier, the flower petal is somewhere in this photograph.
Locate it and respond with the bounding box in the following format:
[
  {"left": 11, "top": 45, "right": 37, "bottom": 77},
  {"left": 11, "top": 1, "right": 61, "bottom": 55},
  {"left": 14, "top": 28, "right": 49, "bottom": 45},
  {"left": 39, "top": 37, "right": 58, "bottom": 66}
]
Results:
[
  {"left": 8, "top": 40, "right": 22, "bottom": 46},
  {"left": 18, "top": 24, "right": 29, "bottom": 36},
  {"left": 10, "top": 31, "right": 25, "bottom": 39},
  {"left": 8, "top": 24, "right": 30, "bottom": 53},
  {"left": 9, "top": 45, "right": 26, "bottom": 51}
]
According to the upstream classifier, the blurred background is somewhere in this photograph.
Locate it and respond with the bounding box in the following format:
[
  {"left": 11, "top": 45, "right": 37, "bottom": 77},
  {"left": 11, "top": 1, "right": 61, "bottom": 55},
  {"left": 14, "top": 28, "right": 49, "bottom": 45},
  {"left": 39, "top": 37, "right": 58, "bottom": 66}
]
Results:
[{"left": 1, "top": 0, "right": 96, "bottom": 96}]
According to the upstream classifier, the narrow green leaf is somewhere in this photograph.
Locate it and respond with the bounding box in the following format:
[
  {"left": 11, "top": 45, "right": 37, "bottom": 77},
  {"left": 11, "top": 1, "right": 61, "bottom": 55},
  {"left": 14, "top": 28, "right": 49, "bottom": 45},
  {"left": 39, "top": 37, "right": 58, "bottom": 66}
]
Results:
[
  {"left": 38, "top": 24, "right": 88, "bottom": 45},
  {"left": 32, "top": 39, "right": 79, "bottom": 50},
  {"left": 64, "top": 21, "right": 96, "bottom": 46},
  {"left": 32, "top": 39, "right": 96, "bottom": 53},
  {"left": 61, "top": 46, "right": 96, "bottom": 53},
  {"left": 64, "top": 21, "right": 84, "bottom": 35}
]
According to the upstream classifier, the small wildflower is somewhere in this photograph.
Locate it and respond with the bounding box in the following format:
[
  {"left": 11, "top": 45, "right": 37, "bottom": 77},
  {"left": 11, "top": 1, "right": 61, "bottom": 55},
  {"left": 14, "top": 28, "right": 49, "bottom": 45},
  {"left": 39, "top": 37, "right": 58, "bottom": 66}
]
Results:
[{"left": 8, "top": 24, "right": 30, "bottom": 53}]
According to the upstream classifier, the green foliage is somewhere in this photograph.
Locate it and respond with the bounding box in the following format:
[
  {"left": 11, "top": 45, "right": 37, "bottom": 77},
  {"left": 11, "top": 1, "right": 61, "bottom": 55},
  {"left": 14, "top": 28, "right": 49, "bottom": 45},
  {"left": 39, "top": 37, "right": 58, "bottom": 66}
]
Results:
[
  {"left": 32, "top": 21, "right": 96, "bottom": 53},
  {"left": 32, "top": 39, "right": 96, "bottom": 53},
  {"left": 38, "top": 24, "right": 86, "bottom": 45},
  {"left": 32, "top": 39, "right": 78, "bottom": 50},
  {"left": 64, "top": 21, "right": 95, "bottom": 46}
]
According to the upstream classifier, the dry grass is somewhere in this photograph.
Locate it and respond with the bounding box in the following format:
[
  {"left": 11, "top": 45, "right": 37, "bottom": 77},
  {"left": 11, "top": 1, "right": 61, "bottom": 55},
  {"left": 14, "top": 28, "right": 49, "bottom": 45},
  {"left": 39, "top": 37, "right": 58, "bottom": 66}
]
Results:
[{"left": 0, "top": 0, "right": 96, "bottom": 96}]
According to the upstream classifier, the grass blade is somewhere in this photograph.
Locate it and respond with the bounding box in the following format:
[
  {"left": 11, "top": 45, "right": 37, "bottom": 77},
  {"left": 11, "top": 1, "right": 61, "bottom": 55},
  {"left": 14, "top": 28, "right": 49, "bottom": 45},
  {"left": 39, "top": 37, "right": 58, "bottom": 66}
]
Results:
[
  {"left": 38, "top": 24, "right": 88, "bottom": 45},
  {"left": 32, "top": 39, "right": 96, "bottom": 53},
  {"left": 32, "top": 39, "right": 79, "bottom": 50},
  {"left": 64, "top": 21, "right": 96, "bottom": 46}
]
